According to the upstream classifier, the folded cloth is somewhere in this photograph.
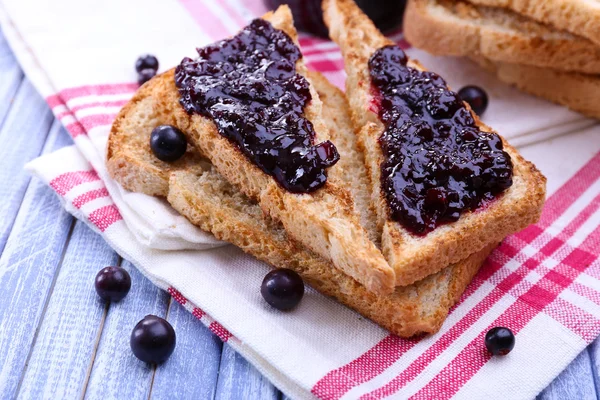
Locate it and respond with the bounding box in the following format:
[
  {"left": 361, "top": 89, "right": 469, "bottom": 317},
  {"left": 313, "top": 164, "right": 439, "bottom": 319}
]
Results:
[{"left": 3, "top": 0, "right": 600, "bottom": 398}]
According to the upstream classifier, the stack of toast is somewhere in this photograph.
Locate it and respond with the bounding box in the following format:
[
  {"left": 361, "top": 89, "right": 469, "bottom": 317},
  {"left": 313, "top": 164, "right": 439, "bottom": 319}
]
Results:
[
  {"left": 404, "top": 0, "right": 600, "bottom": 118},
  {"left": 107, "top": 1, "right": 546, "bottom": 337}
]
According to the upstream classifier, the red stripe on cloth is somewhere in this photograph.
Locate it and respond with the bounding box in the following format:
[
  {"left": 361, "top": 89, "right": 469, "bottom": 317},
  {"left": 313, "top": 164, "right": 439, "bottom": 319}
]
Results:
[
  {"left": 46, "top": 94, "right": 66, "bottom": 109},
  {"left": 311, "top": 336, "right": 418, "bottom": 400},
  {"left": 410, "top": 225, "right": 600, "bottom": 400},
  {"left": 72, "top": 188, "right": 109, "bottom": 209},
  {"left": 54, "top": 83, "right": 137, "bottom": 103},
  {"left": 168, "top": 287, "right": 188, "bottom": 305},
  {"left": 305, "top": 58, "right": 345, "bottom": 73},
  {"left": 209, "top": 322, "right": 233, "bottom": 342},
  {"left": 54, "top": 99, "right": 129, "bottom": 120},
  {"left": 88, "top": 205, "right": 122, "bottom": 232},
  {"left": 79, "top": 113, "right": 117, "bottom": 130},
  {"left": 64, "top": 120, "right": 87, "bottom": 138},
  {"left": 312, "top": 152, "right": 600, "bottom": 400},
  {"left": 365, "top": 193, "right": 600, "bottom": 399},
  {"left": 546, "top": 297, "right": 600, "bottom": 343},
  {"left": 49, "top": 170, "right": 100, "bottom": 196},
  {"left": 192, "top": 307, "right": 206, "bottom": 320},
  {"left": 61, "top": 113, "right": 115, "bottom": 137}
]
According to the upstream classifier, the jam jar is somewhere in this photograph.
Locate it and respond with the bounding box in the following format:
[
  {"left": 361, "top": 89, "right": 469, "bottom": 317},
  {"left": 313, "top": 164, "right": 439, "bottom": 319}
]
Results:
[{"left": 264, "top": 0, "right": 407, "bottom": 37}]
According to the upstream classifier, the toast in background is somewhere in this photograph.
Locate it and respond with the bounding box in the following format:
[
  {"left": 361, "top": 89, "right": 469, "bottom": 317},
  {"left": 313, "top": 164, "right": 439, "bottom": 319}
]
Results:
[
  {"left": 126, "top": 6, "right": 396, "bottom": 296},
  {"left": 465, "top": 0, "right": 600, "bottom": 47},
  {"left": 472, "top": 57, "right": 600, "bottom": 120},
  {"left": 107, "top": 69, "right": 494, "bottom": 337},
  {"left": 404, "top": 0, "right": 600, "bottom": 75},
  {"left": 323, "top": 0, "right": 546, "bottom": 286}
]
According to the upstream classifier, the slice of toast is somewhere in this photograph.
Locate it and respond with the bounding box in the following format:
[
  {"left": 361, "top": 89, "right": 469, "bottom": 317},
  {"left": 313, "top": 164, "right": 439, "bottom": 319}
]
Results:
[
  {"left": 403, "top": 0, "right": 600, "bottom": 75},
  {"left": 107, "top": 66, "right": 494, "bottom": 337},
  {"left": 464, "top": 0, "right": 600, "bottom": 47},
  {"left": 323, "top": 0, "right": 546, "bottom": 286},
  {"left": 472, "top": 56, "right": 600, "bottom": 119},
  {"left": 131, "top": 6, "right": 395, "bottom": 295}
]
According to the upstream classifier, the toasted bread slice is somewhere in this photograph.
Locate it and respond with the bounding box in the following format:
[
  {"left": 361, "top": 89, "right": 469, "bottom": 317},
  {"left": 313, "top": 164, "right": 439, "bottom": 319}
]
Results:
[
  {"left": 119, "top": 6, "right": 395, "bottom": 295},
  {"left": 403, "top": 0, "right": 600, "bottom": 75},
  {"left": 323, "top": 0, "right": 546, "bottom": 286},
  {"left": 472, "top": 56, "right": 600, "bottom": 119},
  {"left": 108, "top": 66, "right": 493, "bottom": 336},
  {"left": 464, "top": 0, "right": 600, "bottom": 47}
]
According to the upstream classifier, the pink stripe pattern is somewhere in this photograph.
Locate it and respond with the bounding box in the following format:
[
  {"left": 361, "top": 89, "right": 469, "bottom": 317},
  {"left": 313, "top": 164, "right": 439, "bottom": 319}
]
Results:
[
  {"left": 88, "top": 205, "right": 122, "bottom": 232},
  {"left": 49, "top": 170, "right": 100, "bottom": 196},
  {"left": 72, "top": 188, "right": 110, "bottom": 209}
]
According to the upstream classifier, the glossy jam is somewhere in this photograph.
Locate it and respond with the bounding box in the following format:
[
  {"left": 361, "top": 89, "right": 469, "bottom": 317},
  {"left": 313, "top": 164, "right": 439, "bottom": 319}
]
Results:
[
  {"left": 175, "top": 19, "right": 339, "bottom": 193},
  {"left": 369, "top": 45, "right": 513, "bottom": 235}
]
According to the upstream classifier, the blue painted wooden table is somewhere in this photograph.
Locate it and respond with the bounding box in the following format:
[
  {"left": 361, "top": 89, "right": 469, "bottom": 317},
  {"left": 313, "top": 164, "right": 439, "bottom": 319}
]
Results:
[{"left": 0, "top": 27, "right": 597, "bottom": 400}]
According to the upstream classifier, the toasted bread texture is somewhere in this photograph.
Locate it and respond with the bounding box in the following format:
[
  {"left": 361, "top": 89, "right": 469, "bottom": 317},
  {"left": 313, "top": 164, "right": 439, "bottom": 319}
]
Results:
[
  {"left": 403, "top": 0, "right": 600, "bottom": 74},
  {"left": 118, "top": 6, "right": 395, "bottom": 295},
  {"left": 107, "top": 64, "right": 493, "bottom": 336},
  {"left": 465, "top": 0, "right": 600, "bottom": 47},
  {"left": 323, "top": 0, "right": 546, "bottom": 286},
  {"left": 472, "top": 56, "right": 600, "bottom": 119}
]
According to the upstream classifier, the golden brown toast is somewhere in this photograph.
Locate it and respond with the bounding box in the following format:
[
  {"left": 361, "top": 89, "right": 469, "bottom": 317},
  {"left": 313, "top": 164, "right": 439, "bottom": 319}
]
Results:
[
  {"left": 464, "top": 0, "right": 600, "bottom": 47},
  {"left": 323, "top": 0, "right": 546, "bottom": 286},
  {"left": 404, "top": 0, "right": 600, "bottom": 75},
  {"left": 112, "top": 6, "right": 396, "bottom": 295},
  {"left": 107, "top": 68, "right": 494, "bottom": 337},
  {"left": 472, "top": 57, "right": 600, "bottom": 119}
]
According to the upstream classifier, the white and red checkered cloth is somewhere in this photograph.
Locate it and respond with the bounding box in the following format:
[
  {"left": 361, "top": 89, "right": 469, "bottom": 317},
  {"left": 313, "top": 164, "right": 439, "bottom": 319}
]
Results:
[{"left": 3, "top": 0, "right": 600, "bottom": 398}]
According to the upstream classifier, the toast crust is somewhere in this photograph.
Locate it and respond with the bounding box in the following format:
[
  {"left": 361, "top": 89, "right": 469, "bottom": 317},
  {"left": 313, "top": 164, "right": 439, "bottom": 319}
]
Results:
[
  {"left": 466, "top": 0, "right": 600, "bottom": 47},
  {"left": 128, "top": 6, "right": 396, "bottom": 295},
  {"left": 404, "top": 0, "right": 600, "bottom": 75},
  {"left": 472, "top": 56, "right": 600, "bottom": 120},
  {"left": 107, "top": 68, "right": 493, "bottom": 337},
  {"left": 168, "top": 168, "right": 495, "bottom": 337},
  {"left": 323, "top": 0, "right": 546, "bottom": 286}
]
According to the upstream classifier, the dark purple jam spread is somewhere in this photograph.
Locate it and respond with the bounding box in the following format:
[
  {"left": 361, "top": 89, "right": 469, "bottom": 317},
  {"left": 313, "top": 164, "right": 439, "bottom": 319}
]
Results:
[
  {"left": 369, "top": 45, "right": 513, "bottom": 235},
  {"left": 175, "top": 19, "right": 339, "bottom": 193}
]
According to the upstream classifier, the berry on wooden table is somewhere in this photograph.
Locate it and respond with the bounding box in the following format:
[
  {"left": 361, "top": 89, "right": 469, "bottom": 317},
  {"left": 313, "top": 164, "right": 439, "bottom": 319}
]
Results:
[
  {"left": 94, "top": 266, "right": 131, "bottom": 302},
  {"left": 130, "top": 315, "right": 176, "bottom": 364}
]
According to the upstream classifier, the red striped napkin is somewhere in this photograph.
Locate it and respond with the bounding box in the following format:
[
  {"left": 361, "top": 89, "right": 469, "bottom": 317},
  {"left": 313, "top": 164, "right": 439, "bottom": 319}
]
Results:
[{"left": 4, "top": 0, "right": 600, "bottom": 398}]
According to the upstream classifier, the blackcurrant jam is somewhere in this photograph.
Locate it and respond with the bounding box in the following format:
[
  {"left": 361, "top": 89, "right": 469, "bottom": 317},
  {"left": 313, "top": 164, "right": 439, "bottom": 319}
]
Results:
[
  {"left": 369, "top": 45, "right": 513, "bottom": 235},
  {"left": 264, "top": 0, "right": 406, "bottom": 37},
  {"left": 175, "top": 19, "right": 339, "bottom": 193}
]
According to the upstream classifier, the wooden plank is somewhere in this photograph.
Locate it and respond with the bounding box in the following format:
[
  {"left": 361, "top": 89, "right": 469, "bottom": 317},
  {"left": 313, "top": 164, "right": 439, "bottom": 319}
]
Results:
[
  {"left": 16, "top": 221, "right": 119, "bottom": 399},
  {"left": 0, "top": 28, "right": 24, "bottom": 130},
  {"left": 537, "top": 349, "right": 597, "bottom": 400},
  {"left": 84, "top": 260, "right": 170, "bottom": 400},
  {"left": 0, "top": 121, "right": 73, "bottom": 398},
  {"left": 150, "top": 300, "right": 223, "bottom": 399},
  {"left": 214, "top": 343, "right": 279, "bottom": 400},
  {"left": 586, "top": 337, "right": 600, "bottom": 398},
  {"left": 0, "top": 78, "right": 54, "bottom": 254}
]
